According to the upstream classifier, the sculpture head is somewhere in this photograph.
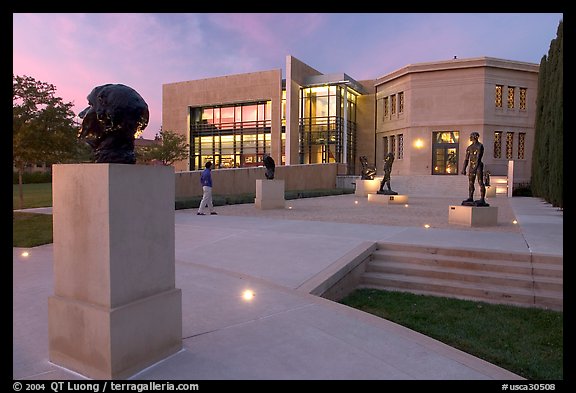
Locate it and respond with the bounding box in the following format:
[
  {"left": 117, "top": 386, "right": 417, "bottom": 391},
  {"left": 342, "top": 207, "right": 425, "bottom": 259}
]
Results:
[
  {"left": 78, "top": 84, "right": 149, "bottom": 164},
  {"left": 263, "top": 154, "right": 275, "bottom": 180},
  {"left": 469, "top": 132, "right": 480, "bottom": 142}
]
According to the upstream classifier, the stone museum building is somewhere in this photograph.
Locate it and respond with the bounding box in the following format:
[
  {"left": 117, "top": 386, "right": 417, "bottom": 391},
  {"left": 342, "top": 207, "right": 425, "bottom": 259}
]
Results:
[{"left": 162, "top": 55, "right": 538, "bottom": 185}]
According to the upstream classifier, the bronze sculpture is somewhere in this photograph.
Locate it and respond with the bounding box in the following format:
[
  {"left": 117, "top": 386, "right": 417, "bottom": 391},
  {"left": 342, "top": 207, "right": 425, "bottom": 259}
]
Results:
[
  {"left": 461, "top": 132, "right": 489, "bottom": 206},
  {"left": 359, "top": 156, "right": 376, "bottom": 180},
  {"left": 263, "top": 154, "right": 275, "bottom": 179},
  {"left": 78, "top": 84, "right": 149, "bottom": 164},
  {"left": 377, "top": 152, "right": 398, "bottom": 195}
]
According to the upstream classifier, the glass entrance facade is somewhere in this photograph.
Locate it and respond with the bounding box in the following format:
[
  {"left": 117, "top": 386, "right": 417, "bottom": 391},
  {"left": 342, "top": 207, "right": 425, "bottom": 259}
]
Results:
[
  {"left": 189, "top": 101, "right": 274, "bottom": 170},
  {"left": 432, "top": 131, "right": 460, "bottom": 175},
  {"left": 298, "top": 85, "right": 358, "bottom": 167}
]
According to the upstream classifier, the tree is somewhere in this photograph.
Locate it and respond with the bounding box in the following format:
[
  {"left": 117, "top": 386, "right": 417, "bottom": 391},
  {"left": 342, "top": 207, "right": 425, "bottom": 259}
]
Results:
[
  {"left": 13, "top": 75, "right": 82, "bottom": 208},
  {"left": 136, "top": 129, "right": 189, "bottom": 166},
  {"left": 531, "top": 20, "right": 563, "bottom": 208}
]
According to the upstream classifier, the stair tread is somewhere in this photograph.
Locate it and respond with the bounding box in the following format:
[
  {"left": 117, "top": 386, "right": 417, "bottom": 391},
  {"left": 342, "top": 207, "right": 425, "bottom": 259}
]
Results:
[
  {"left": 367, "top": 261, "right": 563, "bottom": 283},
  {"left": 362, "top": 271, "right": 563, "bottom": 297},
  {"left": 372, "top": 249, "right": 562, "bottom": 269}
]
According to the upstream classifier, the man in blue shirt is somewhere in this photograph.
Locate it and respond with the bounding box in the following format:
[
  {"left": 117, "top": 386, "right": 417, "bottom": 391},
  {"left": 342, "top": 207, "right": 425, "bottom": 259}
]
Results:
[{"left": 197, "top": 161, "right": 217, "bottom": 215}]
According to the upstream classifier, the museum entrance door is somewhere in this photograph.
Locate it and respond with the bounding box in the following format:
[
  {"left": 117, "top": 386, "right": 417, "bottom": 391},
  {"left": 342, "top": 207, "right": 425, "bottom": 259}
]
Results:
[{"left": 432, "top": 131, "right": 459, "bottom": 175}]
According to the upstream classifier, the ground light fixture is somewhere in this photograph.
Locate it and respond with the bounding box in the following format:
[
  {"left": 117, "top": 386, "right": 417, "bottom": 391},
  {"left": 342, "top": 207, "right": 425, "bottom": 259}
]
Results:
[{"left": 242, "top": 289, "right": 255, "bottom": 301}]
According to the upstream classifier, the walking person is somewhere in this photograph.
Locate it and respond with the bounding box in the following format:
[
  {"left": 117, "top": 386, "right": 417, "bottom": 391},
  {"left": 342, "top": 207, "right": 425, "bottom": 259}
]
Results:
[{"left": 197, "top": 161, "right": 217, "bottom": 215}]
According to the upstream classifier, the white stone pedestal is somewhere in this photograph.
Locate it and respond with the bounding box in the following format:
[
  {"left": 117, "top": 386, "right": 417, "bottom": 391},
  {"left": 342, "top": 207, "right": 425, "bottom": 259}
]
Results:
[
  {"left": 448, "top": 205, "right": 498, "bottom": 227},
  {"left": 354, "top": 179, "right": 381, "bottom": 196},
  {"left": 367, "top": 193, "right": 409, "bottom": 205},
  {"left": 255, "top": 179, "right": 285, "bottom": 209},
  {"left": 49, "top": 164, "right": 182, "bottom": 380},
  {"left": 486, "top": 186, "right": 496, "bottom": 197}
]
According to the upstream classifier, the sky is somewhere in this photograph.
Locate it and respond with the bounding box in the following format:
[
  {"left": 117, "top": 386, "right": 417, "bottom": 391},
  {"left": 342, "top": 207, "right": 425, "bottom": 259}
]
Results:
[{"left": 13, "top": 13, "right": 563, "bottom": 140}]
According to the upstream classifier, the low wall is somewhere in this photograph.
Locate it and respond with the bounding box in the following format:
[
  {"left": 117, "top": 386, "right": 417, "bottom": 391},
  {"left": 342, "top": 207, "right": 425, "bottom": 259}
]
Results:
[{"left": 175, "top": 163, "right": 344, "bottom": 199}]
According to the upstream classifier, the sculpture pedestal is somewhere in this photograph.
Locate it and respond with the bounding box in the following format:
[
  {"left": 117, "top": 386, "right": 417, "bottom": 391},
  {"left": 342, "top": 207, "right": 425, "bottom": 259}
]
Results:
[
  {"left": 255, "top": 179, "right": 285, "bottom": 209},
  {"left": 355, "top": 179, "right": 381, "bottom": 196},
  {"left": 49, "top": 164, "right": 182, "bottom": 380},
  {"left": 448, "top": 205, "right": 498, "bottom": 227},
  {"left": 486, "top": 186, "right": 496, "bottom": 197},
  {"left": 368, "top": 193, "right": 408, "bottom": 205}
]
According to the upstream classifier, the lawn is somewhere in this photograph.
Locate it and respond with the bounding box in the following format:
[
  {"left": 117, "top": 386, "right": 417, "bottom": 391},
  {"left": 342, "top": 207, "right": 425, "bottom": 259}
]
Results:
[{"left": 340, "top": 288, "right": 563, "bottom": 380}]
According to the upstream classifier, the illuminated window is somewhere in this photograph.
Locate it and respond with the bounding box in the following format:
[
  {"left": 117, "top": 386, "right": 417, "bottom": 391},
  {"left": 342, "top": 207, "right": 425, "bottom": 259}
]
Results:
[
  {"left": 506, "top": 132, "right": 514, "bottom": 159},
  {"left": 398, "top": 92, "right": 404, "bottom": 113},
  {"left": 190, "top": 101, "right": 272, "bottom": 170},
  {"left": 495, "top": 85, "right": 503, "bottom": 108},
  {"left": 398, "top": 134, "right": 404, "bottom": 159},
  {"left": 494, "top": 131, "right": 502, "bottom": 159},
  {"left": 507, "top": 86, "right": 515, "bottom": 109},
  {"left": 518, "top": 132, "right": 525, "bottom": 159},
  {"left": 519, "top": 88, "right": 527, "bottom": 110},
  {"left": 391, "top": 94, "right": 396, "bottom": 115},
  {"left": 383, "top": 97, "right": 389, "bottom": 119}
]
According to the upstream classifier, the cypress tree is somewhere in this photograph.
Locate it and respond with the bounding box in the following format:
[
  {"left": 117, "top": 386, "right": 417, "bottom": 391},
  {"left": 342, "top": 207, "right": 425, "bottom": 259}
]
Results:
[{"left": 531, "top": 19, "right": 563, "bottom": 208}]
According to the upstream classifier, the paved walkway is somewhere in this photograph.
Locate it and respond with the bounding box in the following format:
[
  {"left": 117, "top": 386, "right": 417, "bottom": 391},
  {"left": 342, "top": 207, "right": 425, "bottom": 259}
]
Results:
[{"left": 13, "top": 196, "right": 562, "bottom": 380}]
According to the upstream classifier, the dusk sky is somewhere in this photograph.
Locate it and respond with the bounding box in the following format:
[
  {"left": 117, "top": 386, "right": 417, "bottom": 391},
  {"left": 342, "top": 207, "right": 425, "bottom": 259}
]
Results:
[{"left": 13, "top": 13, "right": 563, "bottom": 140}]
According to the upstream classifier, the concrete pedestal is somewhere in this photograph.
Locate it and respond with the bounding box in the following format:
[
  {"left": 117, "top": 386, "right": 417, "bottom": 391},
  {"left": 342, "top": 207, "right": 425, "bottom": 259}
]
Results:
[
  {"left": 255, "top": 179, "right": 285, "bottom": 209},
  {"left": 354, "top": 179, "right": 381, "bottom": 197},
  {"left": 486, "top": 186, "right": 496, "bottom": 197},
  {"left": 49, "top": 164, "right": 182, "bottom": 380},
  {"left": 367, "top": 193, "right": 409, "bottom": 205},
  {"left": 448, "top": 205, "right": 498, "bottom": 227}
]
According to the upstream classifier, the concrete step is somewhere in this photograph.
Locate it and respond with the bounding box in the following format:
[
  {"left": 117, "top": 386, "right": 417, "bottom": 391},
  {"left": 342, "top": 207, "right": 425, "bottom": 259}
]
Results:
[
  {"left": 370, "top": 249, "right": 563, "bottom": 279},
  {"left": 366, "top": 261, "right": 563, "bottom": 292},
  {"left": 360, "top": 272, "right": 562, "bottom": 311}
]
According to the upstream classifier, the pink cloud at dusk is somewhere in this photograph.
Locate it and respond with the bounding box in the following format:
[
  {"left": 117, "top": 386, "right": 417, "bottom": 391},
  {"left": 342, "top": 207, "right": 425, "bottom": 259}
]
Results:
[{"left": 13, "top": 13, "right": 562, "bottom": 140}]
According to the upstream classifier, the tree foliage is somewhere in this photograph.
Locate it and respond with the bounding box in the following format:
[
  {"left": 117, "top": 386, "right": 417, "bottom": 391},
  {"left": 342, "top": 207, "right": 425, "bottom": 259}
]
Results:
[
  {"left": 531, "top": 20, "right": 563, "bottom": 208},
  {"left": 13, "top": 75, "right": 87, "bottom": 208},
  {"left": 136, "top": 129, "right": 189, "bottom": 166}
]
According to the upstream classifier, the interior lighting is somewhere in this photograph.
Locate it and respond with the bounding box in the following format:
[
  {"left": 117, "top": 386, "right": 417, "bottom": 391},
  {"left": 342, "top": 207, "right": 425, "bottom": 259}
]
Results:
[
  {"left": 414, "top": 139, "right": 424, "bottom": 148},
  {"left": 242, "top": 289, "right": 255, "bottom": 301}
]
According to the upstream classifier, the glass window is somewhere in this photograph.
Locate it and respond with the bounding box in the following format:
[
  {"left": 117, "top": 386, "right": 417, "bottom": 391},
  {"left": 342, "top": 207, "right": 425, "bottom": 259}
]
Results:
[
  {"left": 398, "top": 134, "right": 404, "bottom": 159},
  {"left": 506, "top": 132, "right": 514, "bottom": 159},
  {"left": 519, "top": 88, "right": 527, "bottom": 110},
  {"left": 383, "top": 97, "right": 389, "bottom": 119},
  {"left": 398, "top": 92, "right": 404, "bottom": 113},
  {"left": 495, "top": 85, "right": 503, "bottom": 108},
  {"left": 391, "top": 94, "right": 396, "bottom": 115},
  {"left": 494, "top": 131, "right": 502, "bottom": 159},
  {"left": 507, "top": 86, "right": 515, "bottom": 109},
  {"left": 518, "top": 132, "right": 525, "bottom": 159},
  {"left": 202, "top": 108, "right": 214, "bottom": 124}
]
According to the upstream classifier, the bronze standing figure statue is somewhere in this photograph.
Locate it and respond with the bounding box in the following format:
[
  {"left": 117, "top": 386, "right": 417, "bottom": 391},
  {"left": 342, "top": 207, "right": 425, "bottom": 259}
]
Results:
[
  {"left": 461, "top": 132, "right": 489, "bottom": 206},
  {"left": 377, "top": 152, "right": 398, "bottom": 195},
  {"left": 78, "top": 84, "right": 149, "bottom": 164}
]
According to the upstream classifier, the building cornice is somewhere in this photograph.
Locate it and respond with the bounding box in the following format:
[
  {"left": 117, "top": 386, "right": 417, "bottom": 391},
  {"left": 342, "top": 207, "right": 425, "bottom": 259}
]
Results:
[{"left": 375, "top": 57, "right": 539, "bottom": 87}]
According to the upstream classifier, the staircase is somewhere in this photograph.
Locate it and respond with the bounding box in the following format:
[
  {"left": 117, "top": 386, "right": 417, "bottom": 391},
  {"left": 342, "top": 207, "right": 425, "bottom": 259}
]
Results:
[{"left": 359, "top": 242, "right": 563, "bottom": 311}]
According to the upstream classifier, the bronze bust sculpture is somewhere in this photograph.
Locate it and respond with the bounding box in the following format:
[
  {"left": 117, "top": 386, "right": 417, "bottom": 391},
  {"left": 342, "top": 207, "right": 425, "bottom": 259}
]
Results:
[
  {"left": 461, "top": 132, "right": 489, "bottom": 206},
  {"left": 78, "top": 84, "right": 149, "bottom": 164},
  {"left": 359, "top": 156, "right": 376, "bottom": 180},
  {"left": 263, "top": 154, "right": 275, "bottom": 179}
]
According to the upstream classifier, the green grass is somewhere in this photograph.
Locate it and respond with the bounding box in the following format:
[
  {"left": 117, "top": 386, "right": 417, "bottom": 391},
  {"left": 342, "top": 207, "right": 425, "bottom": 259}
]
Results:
[
  {"left": 13, "top": 183, "right": 52, "bottom": 209},
  {"left": 13, "top": 212, "right": 53, "bottom": 247},
  {"left": 340, "top": 288, "right": 563, "bottom": 380}
]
